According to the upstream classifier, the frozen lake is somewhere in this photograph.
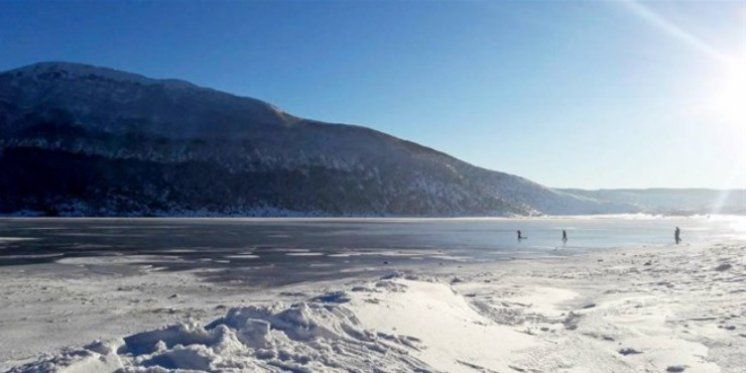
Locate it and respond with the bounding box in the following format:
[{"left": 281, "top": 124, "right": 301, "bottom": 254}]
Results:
[{"left": 1, "top": 215, "right": 744, "bottom": 285}]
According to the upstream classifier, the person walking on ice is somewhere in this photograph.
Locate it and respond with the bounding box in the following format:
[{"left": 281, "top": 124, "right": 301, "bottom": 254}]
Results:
[{"left": 675, "top": 227, "right": 681, "bottom": 244}]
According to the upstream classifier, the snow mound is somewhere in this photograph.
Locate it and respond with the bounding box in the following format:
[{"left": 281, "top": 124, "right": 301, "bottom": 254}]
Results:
[{"left": 10, "top": 301, "right": 429, "bottom": 372}]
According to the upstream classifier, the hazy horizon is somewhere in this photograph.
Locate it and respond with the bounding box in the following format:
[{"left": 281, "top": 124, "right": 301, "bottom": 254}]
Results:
[{"left": 1, "top": 0, "right": 744, "bottom": 189}]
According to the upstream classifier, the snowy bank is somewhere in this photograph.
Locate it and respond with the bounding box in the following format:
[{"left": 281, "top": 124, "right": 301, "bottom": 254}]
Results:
[{"left": 4, "top": 241, "right": 746, "bottom": 372}]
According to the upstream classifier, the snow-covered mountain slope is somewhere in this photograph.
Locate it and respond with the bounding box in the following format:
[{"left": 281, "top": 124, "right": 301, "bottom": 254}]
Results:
[{"left": 0, "top": 62, "right": 629, "bottom": 216}]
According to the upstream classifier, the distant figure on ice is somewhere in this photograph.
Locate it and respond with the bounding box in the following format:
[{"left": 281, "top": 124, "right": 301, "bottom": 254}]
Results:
[
  {"left": 562, "top": 229, "right": 568, "bottom": 243},
  {"left": 674, "top": 227, "right": 681, "bottom": 244},
  {"left": 517, "top": 230, "right": 525, "bottom": 240}
]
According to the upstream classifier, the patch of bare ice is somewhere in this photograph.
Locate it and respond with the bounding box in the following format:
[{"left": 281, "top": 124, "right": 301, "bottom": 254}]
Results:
[
  {"left": 0, "top": 237, "right": 37, "bottom": 242},
  {"left": 225, "top": 254, "right": 260, "bottom": 259}
]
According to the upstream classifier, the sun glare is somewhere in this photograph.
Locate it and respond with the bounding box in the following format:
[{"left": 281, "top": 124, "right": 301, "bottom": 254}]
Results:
[{"left": 709, "top": 60, "right": 746, "bottom": 125}]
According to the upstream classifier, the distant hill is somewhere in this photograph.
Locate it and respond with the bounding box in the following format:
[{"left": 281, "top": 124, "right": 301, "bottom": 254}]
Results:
[
  {"left": 559, "top": 188, "right": 746, "bottom": 215},
  {"left": 0, "top": 62, "right": 726, "bottom": 217}
]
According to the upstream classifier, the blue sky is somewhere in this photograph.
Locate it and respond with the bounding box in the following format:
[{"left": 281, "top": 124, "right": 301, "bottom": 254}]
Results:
[{"left": 1, "top": 0, "right": 744, "bottom": 189}]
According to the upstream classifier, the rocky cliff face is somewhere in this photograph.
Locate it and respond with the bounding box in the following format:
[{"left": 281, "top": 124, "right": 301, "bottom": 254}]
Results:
[{"left": 0, "top": 62, "right": 628, "bottom": 216}]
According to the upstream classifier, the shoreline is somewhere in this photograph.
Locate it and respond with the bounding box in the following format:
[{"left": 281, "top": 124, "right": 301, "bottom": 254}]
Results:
[{"left": 2, "top": 240, "right": 745, "bottom": 371}]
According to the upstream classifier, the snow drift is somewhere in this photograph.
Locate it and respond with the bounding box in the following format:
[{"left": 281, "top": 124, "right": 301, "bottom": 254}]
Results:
[{"left": 9, "top": 281, "right": 433, "bottom": 372}]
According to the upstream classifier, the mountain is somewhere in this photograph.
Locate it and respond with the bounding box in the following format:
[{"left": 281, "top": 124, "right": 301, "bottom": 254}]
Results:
[{"left": 0, "top": 61, "right": 631, "bottom": 216}]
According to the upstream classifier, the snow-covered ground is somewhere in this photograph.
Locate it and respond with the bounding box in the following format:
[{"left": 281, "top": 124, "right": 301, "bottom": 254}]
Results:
[{"left": 2, "top": 241, "right": 745, "bottom": 372}]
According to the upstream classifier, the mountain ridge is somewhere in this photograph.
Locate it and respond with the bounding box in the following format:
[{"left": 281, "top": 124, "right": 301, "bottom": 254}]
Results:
[{"left": 0, "top": 62, "right": 693, "bottom": 216}]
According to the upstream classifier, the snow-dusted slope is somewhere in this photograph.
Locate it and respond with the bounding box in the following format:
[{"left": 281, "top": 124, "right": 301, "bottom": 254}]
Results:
[{"left": 0, "top": 62, "right": 628, "bottom": 216}]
